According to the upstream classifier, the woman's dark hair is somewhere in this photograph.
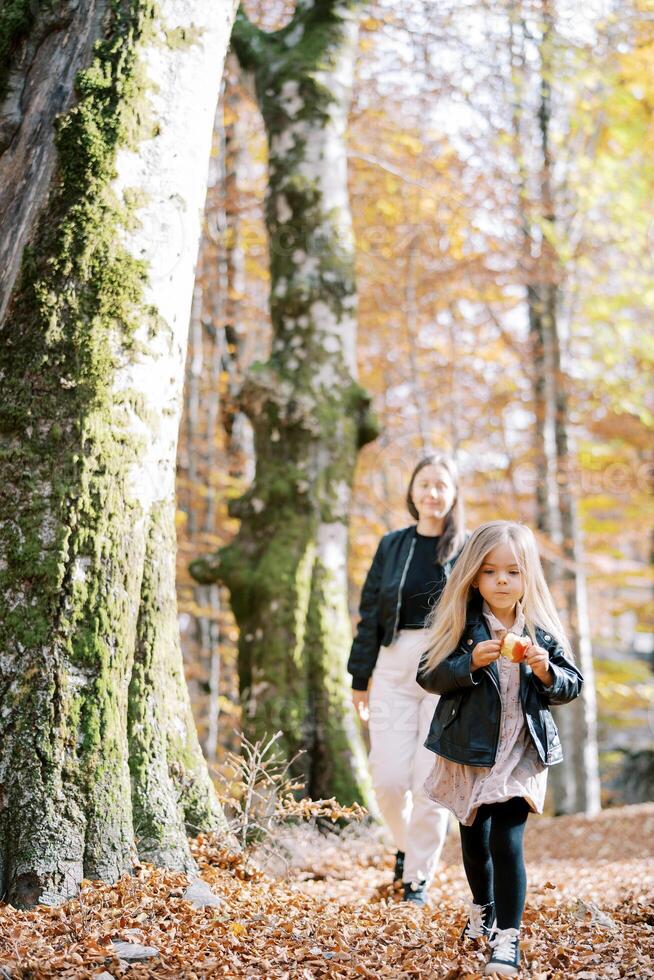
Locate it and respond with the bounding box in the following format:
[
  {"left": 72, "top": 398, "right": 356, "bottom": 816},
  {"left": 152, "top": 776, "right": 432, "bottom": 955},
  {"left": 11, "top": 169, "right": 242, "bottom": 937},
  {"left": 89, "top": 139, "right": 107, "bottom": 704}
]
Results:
[{"left": 406, "top": 453, "right": 466, "bottom": 564}]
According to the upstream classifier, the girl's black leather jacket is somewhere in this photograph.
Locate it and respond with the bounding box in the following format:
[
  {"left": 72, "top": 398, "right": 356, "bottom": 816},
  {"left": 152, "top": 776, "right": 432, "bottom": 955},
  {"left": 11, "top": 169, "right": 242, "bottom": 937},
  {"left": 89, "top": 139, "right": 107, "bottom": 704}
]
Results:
[
  {"left": 347, "top": 526, "right": 460, "bottom": 691},
  {"left": 416, "top": 595, "right": 584, "bottom": 767}
]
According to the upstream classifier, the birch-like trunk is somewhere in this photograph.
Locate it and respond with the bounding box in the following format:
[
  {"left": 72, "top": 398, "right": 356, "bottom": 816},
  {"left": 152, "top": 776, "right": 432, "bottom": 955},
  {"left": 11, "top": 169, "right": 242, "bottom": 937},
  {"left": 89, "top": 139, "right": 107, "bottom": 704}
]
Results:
[
  {"left": 551, "top": 330, "right": 601, "bottom": 815},
  {"left": 525, "top": 4, "right": 601, "bottom": 814},
  {"left": 182, "top": 93, "right": 229, "bottom": 765},
  {"left": 0, "top": 0, "right": 238, "bottom": 907},
  {"left": 221, "top": 54, "right": 252, "bottom": 474},
  {"left": 191, "top": 1, "right": 378, "bottom": 806}
]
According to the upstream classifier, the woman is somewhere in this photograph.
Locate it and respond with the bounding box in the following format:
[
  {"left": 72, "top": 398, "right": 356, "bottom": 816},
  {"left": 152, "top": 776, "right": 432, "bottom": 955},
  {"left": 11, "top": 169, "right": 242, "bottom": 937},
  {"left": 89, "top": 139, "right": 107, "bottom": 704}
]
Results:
[{"left": 348, "top": 453, "right": 467, "bottom": 904}]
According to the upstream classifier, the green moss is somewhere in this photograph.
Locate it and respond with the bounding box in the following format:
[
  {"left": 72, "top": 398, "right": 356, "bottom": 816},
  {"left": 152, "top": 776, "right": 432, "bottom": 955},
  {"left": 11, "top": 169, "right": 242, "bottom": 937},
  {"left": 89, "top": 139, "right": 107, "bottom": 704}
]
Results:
[
  {"left": 127, "top": 501, "right": 227, "bottom": 858},
  {"left": 231, "top": 2, "right": 361, "bottom": 125},
  {"left": 0, "top": 0, "right": 33, "bottom": 103},
  {"left": 0, "top": 0, "right": 175, "bottom": 891},
  {"left": 304, "top": 557, "right": 372, "bottom": 805},
  {"left": 164, "top": 24, "right": 203, "bottom": 49},
  {"left": 189, "top": 0, "right": 374, "bottom": 807}
]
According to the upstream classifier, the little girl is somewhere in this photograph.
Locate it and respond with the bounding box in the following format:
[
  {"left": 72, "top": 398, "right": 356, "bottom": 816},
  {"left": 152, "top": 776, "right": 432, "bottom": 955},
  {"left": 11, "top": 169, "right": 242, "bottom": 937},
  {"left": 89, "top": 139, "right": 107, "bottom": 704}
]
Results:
[{"left": 417, "top": 521, "right": 583, "bottom": 977}]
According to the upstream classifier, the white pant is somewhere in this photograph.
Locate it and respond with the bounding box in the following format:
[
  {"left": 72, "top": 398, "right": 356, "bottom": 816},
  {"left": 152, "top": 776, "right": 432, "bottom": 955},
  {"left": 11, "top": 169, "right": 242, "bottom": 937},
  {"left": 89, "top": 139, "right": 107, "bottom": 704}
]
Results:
[{"left": 368, "top": 628, "right": 449, "bottom": 886}]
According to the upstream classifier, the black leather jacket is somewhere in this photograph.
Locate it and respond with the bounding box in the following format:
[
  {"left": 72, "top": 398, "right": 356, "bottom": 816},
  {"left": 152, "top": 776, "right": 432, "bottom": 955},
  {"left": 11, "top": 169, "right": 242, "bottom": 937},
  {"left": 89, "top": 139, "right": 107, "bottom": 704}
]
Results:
[
  {"left": 417, "top": 594, "right": 584, "bottom": 767},
  {"left": 347, "top": 526, "right": 460, "bottom": 690}
]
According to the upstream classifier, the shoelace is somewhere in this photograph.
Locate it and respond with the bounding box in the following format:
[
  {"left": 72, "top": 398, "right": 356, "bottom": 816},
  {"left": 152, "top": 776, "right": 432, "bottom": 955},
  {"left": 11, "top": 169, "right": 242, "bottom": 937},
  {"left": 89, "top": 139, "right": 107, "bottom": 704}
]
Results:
[
  {"left": 489, "top": 927, "right": 519, "bottom": 961},
  {"left": 465, "top": 903, "right": 486, "bottom": 938}
]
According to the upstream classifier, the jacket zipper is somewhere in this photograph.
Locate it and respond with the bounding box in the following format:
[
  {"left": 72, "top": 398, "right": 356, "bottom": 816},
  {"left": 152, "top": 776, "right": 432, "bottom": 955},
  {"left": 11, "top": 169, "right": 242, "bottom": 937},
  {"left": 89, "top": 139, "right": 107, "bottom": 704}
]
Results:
[
  {"left": 472, "top": 617, "right": 504, "bottom": 765},
  {"left": 516, "top": 627, "right": 546, "bottom": 763},
  {"left": 489, "top": 632, "right": 543, "bottom": 766},
  {"left": 519, "top": 662, "right": 548, "bottom": 764},
  {"left": 463, "top": 624, "right": 552, "bottom": 767},
  {"left": 391, "top": 536, "right": 416, "bottom": 643},
  {"left": 486, "top": 665, "right": 502, "bottom": 766}
]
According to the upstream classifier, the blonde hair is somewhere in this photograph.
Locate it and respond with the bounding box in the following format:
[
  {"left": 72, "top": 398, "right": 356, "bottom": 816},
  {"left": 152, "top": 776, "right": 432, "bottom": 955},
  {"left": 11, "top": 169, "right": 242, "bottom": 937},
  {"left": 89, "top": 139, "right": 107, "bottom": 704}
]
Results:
[{"left": 422, "top": 520, "right": 573, "bottom": 670}]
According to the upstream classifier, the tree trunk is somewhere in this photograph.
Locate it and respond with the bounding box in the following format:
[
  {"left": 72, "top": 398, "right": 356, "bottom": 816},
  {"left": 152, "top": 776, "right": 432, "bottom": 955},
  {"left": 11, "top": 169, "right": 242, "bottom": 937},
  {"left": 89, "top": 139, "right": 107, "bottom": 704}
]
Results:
[
  {"left": 183, "top": 88, "right": 229, "bottom": 766},
  {"left": 221, "top": 54, "right": 254, "bottom": 477},
  {"left": 551, "top": 331, "right": 602, "bottom": 815},
  {"left": 191, "top": 1, "right": 378, "bottom": 806},
  {"left": 523, "top": 4, "right": 601, "bottom": 814},
  {"left": 0, "top": 0, "right": 238, "bottom": 907},
  {"left": 0, "top": 0, "right": 108, "bottom": 320}
]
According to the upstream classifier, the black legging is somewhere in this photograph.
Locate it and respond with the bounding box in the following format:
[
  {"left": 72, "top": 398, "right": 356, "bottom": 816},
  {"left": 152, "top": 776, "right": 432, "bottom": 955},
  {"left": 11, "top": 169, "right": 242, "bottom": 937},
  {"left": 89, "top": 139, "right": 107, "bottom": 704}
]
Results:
[{"left": 458, "top": 796, "right": 530, "bottom": 930}]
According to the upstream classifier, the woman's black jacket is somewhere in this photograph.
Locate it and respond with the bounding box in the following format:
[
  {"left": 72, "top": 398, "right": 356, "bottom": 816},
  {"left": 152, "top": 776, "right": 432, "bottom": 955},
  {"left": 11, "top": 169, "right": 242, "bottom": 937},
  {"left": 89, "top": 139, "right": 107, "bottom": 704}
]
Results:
[
  {"left": 347, "top": 525, "right": 460, "bottom": 691},
  {"left": 416, "top": 595, "right": 584, "bottom": 767}
]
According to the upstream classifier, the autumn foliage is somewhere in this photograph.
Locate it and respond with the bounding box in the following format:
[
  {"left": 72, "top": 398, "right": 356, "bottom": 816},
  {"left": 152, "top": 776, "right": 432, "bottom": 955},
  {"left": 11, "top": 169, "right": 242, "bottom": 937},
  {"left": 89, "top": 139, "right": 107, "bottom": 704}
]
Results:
[
  {"left": 0, "top": 804, "right": 652, "bottom": 977},
  {"left": 176, "top": 0, "right": 653, "bottom": 792}
]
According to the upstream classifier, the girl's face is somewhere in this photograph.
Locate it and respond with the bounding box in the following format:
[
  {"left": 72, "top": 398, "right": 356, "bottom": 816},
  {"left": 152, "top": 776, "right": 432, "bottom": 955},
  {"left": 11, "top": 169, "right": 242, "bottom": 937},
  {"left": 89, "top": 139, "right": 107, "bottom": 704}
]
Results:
[
  {"left": 473, "top": 542, "right": 524, "bottom": 615},
  {"left": 411, "top": 465, "right": 457, "bottom": 523}
]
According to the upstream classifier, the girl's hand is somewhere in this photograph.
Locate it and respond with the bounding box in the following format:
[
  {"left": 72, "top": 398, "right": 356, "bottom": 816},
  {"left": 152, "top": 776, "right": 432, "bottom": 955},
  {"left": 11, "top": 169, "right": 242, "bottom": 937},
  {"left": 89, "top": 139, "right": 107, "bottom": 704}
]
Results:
[
  {"left": 524, "top": 642, "right": 553, "bottom": 685},
  {"left": 352, "top": 688, "right": 369, "bottom": 723},
  {"left": 471, "top": 639, "right": 501, "bottom": 670}
]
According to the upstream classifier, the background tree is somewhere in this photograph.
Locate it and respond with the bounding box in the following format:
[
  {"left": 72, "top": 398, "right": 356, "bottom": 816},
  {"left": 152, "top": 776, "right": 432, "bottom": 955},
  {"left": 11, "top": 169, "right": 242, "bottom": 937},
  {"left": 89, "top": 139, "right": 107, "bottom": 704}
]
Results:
[
  {"left": 190, "top": 0, "right": 379, "bottom": 806},
  {"left": 176, "top": 55, "right": 261, "bottom": 765},
  {"left": 0, "top": 0, "right": 238, "bottom": 907},
  {"left": 175, "top": 0, "right": 653, "bottom": 815},
  {"left": 353, "top": 0, "right": 650, "bottom": 813},
  {"left": 499, "top": 0, "right": 601, "bottom": 814}
]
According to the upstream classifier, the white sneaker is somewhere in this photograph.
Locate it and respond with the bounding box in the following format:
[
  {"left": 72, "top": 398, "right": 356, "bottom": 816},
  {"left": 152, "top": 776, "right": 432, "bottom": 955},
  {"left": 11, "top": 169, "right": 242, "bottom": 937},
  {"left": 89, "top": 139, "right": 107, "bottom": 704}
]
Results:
[{"left": 484, "top": 926, "right": 520, "bottom": 976}]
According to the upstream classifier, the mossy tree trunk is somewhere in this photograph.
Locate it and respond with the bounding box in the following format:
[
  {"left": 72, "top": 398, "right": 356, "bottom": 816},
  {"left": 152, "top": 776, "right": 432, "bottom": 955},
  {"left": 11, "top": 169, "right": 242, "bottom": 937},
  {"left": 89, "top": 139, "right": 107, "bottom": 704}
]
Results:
[
  {"left": 0, "top": 0, "right": 238, "bottom": 907},
  {"left": 191, "top": 1, "right": 378, "bottom": 806}
]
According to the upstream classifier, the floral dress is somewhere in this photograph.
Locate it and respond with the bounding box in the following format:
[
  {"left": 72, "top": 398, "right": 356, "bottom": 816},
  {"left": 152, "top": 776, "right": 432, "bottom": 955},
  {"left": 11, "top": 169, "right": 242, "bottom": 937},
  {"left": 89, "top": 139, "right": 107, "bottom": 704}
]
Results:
[{"left": 424, "top": 602, "right": 548, "bottom": 826}]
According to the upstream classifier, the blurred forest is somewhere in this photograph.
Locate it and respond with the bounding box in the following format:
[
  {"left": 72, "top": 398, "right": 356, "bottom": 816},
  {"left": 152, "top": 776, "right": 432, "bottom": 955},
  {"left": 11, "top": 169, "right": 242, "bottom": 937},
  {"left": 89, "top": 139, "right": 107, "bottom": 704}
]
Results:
[
  {"left": 4, "top": 0, "right": 654, "bottom": 939},
  {"left": 176, "top": 0, "right": 654, "bottom": 807}
]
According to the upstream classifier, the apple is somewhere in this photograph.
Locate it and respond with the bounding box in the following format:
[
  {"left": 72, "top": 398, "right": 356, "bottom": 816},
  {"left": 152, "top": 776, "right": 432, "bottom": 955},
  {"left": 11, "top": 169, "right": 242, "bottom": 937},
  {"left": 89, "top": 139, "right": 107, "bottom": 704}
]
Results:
[{"left": 499, "top": 631, "right": 530, "bottom": 663}]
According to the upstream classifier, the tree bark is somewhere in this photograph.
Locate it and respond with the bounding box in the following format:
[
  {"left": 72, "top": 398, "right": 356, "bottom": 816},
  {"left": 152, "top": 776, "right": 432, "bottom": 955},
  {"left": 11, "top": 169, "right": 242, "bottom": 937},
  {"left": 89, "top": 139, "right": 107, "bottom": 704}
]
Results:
[
  {"left": 221, "top": 55, "right": 254, "bottom": 477},
  {"left": 521, "top": 3, "right": 601, "bottom": 814},
  {"left": 0, "top": 0, "right": 108, "bottom": 321},
  {"left": 551, "top": 326, "right": 601, "bottom": 815},
  {"left": 183, "top": 93, "right": 228, "bottom": 765},
  {"left": 0, "top": 0, "right": 238, "bottom": 907},
  {"left": 191, "top": 1, "right": 378, "bottom": 806}
]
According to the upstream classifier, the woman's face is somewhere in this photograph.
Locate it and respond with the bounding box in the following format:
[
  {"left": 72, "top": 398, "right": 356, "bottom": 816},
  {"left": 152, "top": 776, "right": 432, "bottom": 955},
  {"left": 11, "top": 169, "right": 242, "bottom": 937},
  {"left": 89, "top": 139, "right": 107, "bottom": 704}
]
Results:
[{"left": 411, "top": 464, "right": 457, "bottom": 523}]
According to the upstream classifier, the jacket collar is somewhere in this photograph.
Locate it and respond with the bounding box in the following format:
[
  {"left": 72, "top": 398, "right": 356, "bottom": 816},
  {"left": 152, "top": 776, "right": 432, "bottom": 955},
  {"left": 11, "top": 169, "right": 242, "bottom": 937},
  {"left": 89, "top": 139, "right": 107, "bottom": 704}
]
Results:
[
  {"left": 466, "top": 592, "right": 529, "bottom": 633},
  {"left": 465, "top": 590, "right": 485, "bottom": 626},
  {"left": 482, "top": 600, "right": 526, "bottom": 636}
]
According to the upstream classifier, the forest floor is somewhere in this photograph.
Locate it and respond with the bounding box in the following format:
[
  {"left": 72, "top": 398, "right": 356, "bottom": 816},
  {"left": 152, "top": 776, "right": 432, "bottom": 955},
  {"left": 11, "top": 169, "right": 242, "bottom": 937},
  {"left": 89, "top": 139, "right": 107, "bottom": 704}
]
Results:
[{"left": 0, "top": 802, "right": 652, "bottom": 979}]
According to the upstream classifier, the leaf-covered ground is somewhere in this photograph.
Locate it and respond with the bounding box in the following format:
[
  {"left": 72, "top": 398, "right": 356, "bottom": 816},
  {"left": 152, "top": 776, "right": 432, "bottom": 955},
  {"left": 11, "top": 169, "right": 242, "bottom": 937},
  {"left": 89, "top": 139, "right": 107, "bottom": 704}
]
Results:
[{"left": 1, "top": 803, "right": 652, "bottom": 978}]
